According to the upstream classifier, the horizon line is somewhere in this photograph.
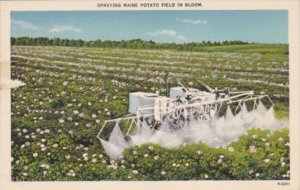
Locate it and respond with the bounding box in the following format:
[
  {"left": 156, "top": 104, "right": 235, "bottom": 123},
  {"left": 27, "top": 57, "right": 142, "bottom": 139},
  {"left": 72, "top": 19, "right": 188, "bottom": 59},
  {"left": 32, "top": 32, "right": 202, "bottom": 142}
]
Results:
[{"left": 10, "top": 36, "right": 289, "bottom": 45}]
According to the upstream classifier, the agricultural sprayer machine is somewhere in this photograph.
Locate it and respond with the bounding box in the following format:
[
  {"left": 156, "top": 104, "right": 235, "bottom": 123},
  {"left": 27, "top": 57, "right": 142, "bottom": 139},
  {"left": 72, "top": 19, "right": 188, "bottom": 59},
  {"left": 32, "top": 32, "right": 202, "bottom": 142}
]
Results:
[{"left": 97, "top": 80, "right": 273, "bottom": 148}]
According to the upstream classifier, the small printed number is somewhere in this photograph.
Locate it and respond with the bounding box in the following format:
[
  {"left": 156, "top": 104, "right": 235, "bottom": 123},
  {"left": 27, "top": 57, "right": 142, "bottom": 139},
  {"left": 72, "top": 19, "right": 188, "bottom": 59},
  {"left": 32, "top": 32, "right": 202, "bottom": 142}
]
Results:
[{"left": 277, "top": 182, "right": 290, "bottom": 186}]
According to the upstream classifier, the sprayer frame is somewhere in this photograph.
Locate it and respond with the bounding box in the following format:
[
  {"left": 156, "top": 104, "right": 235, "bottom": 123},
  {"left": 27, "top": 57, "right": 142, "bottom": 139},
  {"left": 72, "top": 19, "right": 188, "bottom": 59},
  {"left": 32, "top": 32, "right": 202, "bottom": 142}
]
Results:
[{"left": 97, "top": 82, "right": 274, "bottom": 141}]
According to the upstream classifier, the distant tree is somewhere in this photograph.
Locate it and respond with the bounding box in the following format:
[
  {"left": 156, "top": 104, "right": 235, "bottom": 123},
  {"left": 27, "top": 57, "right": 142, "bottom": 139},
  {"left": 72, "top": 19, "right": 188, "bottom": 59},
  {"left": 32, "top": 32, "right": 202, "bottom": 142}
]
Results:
[{"left": 11, "top": 37, "right": 253, "bottom": 51}]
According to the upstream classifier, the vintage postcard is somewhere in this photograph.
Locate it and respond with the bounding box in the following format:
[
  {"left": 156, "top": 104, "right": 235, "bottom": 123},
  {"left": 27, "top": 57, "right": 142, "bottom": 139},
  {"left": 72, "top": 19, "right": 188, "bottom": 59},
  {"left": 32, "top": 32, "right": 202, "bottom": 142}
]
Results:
[{"left": 0, "top": 0, "right": 299, "bottom": 190}]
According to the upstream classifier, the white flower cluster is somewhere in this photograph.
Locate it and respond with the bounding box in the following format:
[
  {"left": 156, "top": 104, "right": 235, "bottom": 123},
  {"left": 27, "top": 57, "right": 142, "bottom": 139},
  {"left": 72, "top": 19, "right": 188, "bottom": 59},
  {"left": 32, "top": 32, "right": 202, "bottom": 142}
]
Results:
[{"left": 66, "top": 169, "right": 76, "bottom": 177}]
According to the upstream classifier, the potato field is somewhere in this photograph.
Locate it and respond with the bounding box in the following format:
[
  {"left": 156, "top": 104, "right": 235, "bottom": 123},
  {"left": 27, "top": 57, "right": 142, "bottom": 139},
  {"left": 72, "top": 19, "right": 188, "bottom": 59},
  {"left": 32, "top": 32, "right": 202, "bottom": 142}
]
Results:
[{"left": 11, "top": 45, "right": 289, "bottom": 180}]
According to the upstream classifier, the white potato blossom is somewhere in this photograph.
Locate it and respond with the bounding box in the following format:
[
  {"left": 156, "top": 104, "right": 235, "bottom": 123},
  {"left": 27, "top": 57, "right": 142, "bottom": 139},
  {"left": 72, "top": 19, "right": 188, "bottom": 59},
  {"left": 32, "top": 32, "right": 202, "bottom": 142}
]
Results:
[
  {"left": 40, "top": 164, "right": 50, "bottom": 169},
  {"left": 228, "top": 147, "right": 234, "bottom": 152},
  {"left": 66, "top": 169, "right": 76, "bottom": 177},
  {"left": 278, "top": 137, "right": 284, "bottom": 141},
  {"left": 249, "top": 145, "right": 257, "bottom": 153},
  {"left": 217, "top": 159, "right": 223, "bottom": 164},
  {"left": 148, "top": 146, "right": 154, "bottom": 150},
  {"left": 108, "top": 164, "right": 118, "bottom": 170},
  {"left": 92, "top": 158, "right": 97, "bottom": 163},
  {"left": 282, "top": 174, "right": 289, "bottom": 178},
  {"left": 265, "top": 142, "right": 270, "bottom": 147},
  {"left": 264, "top": 159, "right": 270, "bottom": 163}
]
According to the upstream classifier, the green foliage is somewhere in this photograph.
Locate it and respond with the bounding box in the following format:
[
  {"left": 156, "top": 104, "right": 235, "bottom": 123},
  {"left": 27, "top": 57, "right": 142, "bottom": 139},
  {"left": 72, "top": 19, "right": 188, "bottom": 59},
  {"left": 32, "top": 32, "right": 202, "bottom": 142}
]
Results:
[{"left": 11, "top": 128, "right": 289, "bottom": 181}]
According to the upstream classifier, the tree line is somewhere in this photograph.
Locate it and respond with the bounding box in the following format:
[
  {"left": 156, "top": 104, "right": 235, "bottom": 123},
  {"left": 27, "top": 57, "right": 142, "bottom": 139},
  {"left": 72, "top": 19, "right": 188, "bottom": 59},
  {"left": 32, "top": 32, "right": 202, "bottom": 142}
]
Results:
[{"left": 11, "top": 37, "right": 251, "bottom": 51}]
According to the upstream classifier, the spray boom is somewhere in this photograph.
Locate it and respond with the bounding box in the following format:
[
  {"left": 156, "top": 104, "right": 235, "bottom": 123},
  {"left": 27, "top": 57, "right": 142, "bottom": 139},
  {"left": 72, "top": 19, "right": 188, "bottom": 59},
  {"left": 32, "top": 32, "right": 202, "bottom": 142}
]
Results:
[{"left": 96, "top": 80, "right": 277, "bottom": 160}]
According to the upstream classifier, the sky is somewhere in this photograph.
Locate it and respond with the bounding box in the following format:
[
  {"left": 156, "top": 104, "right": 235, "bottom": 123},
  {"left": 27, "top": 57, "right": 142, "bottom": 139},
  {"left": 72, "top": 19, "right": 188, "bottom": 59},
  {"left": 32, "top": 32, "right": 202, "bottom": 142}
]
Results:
[{"left": 11, "top": 10, "right": 288, "bottom": 44}]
